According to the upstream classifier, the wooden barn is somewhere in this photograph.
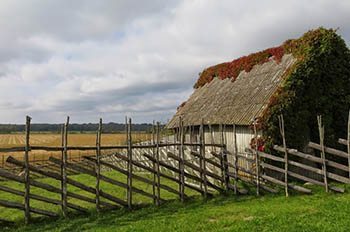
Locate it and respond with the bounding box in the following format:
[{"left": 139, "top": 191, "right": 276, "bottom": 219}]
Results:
[
  {"left": 167, "top": 53, "right": 295, "bottom": 153},
  {"left": 167, "top": 28, "right": 350, "bottom": 159}
]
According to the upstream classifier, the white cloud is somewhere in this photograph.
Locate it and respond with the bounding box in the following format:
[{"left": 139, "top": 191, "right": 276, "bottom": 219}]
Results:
[{"left": 0, "top": 0, "right": 349, "bottom": 123}]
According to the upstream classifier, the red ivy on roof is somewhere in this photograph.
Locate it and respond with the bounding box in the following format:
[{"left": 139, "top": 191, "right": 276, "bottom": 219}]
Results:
[{"left": 194, "top": 46, "right": 285, "bottom": 88}]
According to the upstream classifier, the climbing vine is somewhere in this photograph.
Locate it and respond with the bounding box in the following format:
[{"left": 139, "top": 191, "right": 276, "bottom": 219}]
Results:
[
  {"left": 194, "top": 46, "right": 285, "bottom": 88},
  {"left": 261, "top": 28, "right": 350, "bottom": 151}
]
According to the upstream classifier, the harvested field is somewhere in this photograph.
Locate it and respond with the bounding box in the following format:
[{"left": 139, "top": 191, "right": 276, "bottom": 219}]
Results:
[{"left": 0, "top": 133, "right": 151, "bottom": 168}]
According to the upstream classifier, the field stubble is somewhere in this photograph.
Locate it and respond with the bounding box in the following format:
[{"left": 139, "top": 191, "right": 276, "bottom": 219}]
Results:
[{"left": 0, "top": 133, "right": 151, "bottom": 167}]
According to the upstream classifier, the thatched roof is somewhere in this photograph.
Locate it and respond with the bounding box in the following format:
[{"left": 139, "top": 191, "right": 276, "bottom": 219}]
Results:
[{"left": 167, "top": 54, "right": 296, "bottom": 128}]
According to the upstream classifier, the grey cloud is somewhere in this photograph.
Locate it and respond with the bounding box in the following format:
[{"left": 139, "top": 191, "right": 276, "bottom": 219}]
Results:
[{"left": 0, "top": 0, "right": 349, "bottom": 123}]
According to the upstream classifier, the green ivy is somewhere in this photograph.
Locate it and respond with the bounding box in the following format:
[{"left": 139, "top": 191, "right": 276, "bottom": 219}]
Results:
[{"left": 262, "top": 28, "right": 350, "bottom": 151}]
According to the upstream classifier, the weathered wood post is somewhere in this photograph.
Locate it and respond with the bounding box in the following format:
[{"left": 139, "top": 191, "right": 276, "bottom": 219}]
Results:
[
  {"left": 347, "top": 110, "right": 350, "bottom": 179},
  {"left": 155, "top": 122, "right": 161, "bottom": 206},
  {"left": 199, "top": 119, "right": 208, "bottom": 197},
  {"left": 189, "top": 125, "right": 193, "bottom": 152},
  {"left": 60, "top": 124, "right": 64, "bottom": 212},
  {"left": 278, "top": 114, "right": 289, "bottom": 197},
  {"left": 24, "top": 116, "right": 31, "bottom": 224},
  {"left": 179, "top": 118, "right": 185, "bottom": 202},
  {"left": 209, "top": 124, "right": 215, "bottom": 154},
  {"left": 95, "top": 118, "right": 102, "bottom": 211},
  {"left": 253, "top": 119, "right": 260, "bottom": 196},
  {"left": 317, "top": 115, "right": 328, "bottom": 192},
  {"left": 62, "top": 116, "right": 69, "bottom": 217},
  {"left": 127, "top": 117, "right": 133, "bottom": 209},
  {"left": 223, "top": 124, "right": 230, "bottom": 190},
  {"left": 152, "top": 121, "right": 156, "bottom": 205},
  {"left": 219, "top": 124, "right": 225, "bottom": 188},
  {"left": 233, "top": 124, "right": 238, "bottom": 195},
  {"left": 220, "top": 124, "right": 229, "bottom": 191}
]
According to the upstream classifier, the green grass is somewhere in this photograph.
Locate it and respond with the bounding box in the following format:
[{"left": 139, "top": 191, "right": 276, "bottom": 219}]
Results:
[
  {"left": 2, "top": 172, "right": 350, "bottom": 231},
  {"left": 0, "top": 170, "right": 200, "bottom": 221}
]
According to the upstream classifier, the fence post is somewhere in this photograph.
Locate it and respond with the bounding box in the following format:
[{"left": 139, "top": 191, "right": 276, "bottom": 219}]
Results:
[
  {"left": 127, "top": 117, "right": 133, "bottom": 209},
  {"left": 317, "top": 115, "right": 328, "bottom": 192},
  {"left": 209, "top": 124, "right": 215, "bottom": 154},
  {"left": 219, "top": 124, "right": 224, "bottom": 188},
  {"left": 152, "top": 121, "right": 156, "bottom": 205},
  {"left": 199, "top": 119, "right": 208, "bottom": 197},
  {"left": 347, "top": 110, "right": 350, "bottom": 179},
  {"left": 61, "top": 116, "right": 69, "bottom": 217},
  {"left": 232, "top": 124, "right": 238, "bottom": 195},
  {"left": 220, "top": 124, "right": 229, "bottom": 191},
  {"left": 278, "top": 115, "right": 289, "bottom": 197},
  {"left": 155, "top": 122, "right": 161, "bottom": 206},
  {"left": 253, "top": 119, "right": 260, "bottom": 196},
  {"left": 60, "top": 124, "right": 64, "bottom": 214},
  {"left": 189, "top": 125, "right": 193, "bottom": 152},
  {"left": 179, "top": 118, "right": 185, "bottom": 202},
  {"left": 24, "top": 116, "right": 31, "bottom": 225},
  {"left": 95, "top": 118, "right": 102, "bottom": 212}
]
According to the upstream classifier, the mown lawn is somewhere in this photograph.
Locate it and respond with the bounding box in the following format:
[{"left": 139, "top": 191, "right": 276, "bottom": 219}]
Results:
[{"left": 1, "top": 171, "right": 350, "bottom": 231}]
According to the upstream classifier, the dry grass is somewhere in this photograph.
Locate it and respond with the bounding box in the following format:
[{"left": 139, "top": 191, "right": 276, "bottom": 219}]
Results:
[{"left": 0, "top": 133, "right": 151, "bottom": 167}]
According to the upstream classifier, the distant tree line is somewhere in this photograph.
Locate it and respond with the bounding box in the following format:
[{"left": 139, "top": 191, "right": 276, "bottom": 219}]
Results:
[{"left": 0, "top": 123, "right": 155, "bottom": 133}]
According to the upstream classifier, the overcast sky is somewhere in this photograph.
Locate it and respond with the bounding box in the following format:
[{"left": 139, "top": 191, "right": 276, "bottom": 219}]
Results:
[{"left": 0, "top": 0, "right": 349, "bottom": 124}]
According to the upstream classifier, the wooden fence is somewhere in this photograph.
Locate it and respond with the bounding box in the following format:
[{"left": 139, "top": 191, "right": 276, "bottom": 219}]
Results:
[
  {"left": 1, "top": 115, "right": 350, "bottom": 226},
  {"left": 242, "top": 115, "right": 350, "bottom": 196},
  {"left": 0, "top": 116, "right": 232, "bottom": 225}
]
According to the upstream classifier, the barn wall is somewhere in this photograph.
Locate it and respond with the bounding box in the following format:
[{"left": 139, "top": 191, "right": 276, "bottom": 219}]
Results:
[
  {"left": 176, "top": 125, "right": 261, "bottom": 174},
  {"left": 201, "top": 125, "right": 260, "bottom": 153},
  {"left": 178, "top": 124, "right": 260, "bottom": 153}
]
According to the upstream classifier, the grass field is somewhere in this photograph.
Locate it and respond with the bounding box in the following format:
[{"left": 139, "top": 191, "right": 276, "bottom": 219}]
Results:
[
  {"left": 1, "top": 173, "right": 350, "bottom": 232},
  {"left": 0, "top": 133, "right": 151, "bottom": 166},
  {"left": 0, "top": 170, "right": 201, "bottom": 230}
]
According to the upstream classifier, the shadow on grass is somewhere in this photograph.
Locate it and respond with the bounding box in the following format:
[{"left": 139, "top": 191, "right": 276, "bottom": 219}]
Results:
[
  {"left": 6, "top": 192, "right": 259, "bottom": 232},
  {"left": 7, "top": 183, "right": 348, "bottom": 232}
]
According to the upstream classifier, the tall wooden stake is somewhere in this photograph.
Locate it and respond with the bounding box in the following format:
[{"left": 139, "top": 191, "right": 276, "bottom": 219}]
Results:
[
  {"left": 199, "top": 119, "right": 208, "bottom": 197},
  {"left": 233, "top": 124, "right": 238, "bottom": 195},
  {"left": 317, "top": 115, "right": 328, "bottom": 192},
  {"left": 173, "top": 127, "right": 176, "bottom": 157},
  {"left": 189, "top": 125, "right": 193, "bottom": 151},
  {"left": 209, "top": 124, "right": 215, "bottom": 154},
  {"left": 179, "top": 118, "right": 185, "bottom": 202},
  {"left": 127, "top": 117, "right": 133, "bottom": 209},
  {"left": 223, "top": 130, "right": 229, "bottom": 191},
  {"left": 347, "top": 110, "right": 350, "bottom": 179},
  {"left": 278, "top": 115, "right": 289, "bottom": 197},
  {"left": 95, "top": 118, "right": 102, "bottom": 211},
  {"left": 62, "top": 116, "right": 69, "bottom": 217},
  {"left": 60, "top": 124, "right": 64, "bottom": 213},
  {"left": 152, "top": 121, "right": 156, "bottom": 205},
  {"left": 219, "top": 124, "right": 224, "bottom": 188},
  {"left": 253, "top": 119, "right": 260, "bottom": 196},
  {"left": 24, "top": 116, "right": 31, "bottom": 224},
  {"left": 155, "top": 122, "right": 161, "bottom": 206}
]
